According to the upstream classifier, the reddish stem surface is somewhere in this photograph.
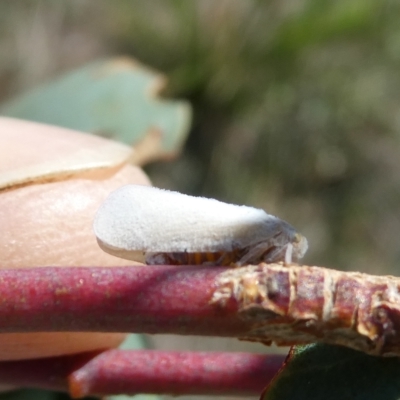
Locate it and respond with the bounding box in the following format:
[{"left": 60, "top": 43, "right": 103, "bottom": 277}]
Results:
[
  {"left": 0, "top": 265, "right": 245, "bottom": 335},
  {"left": 0, "top": 351, "right": 95, "bottom": 392},
  {"left": 69, "top": 350, "right": 284, "bottom": 398},
  {"left": 0, "top": 350, "right": 283, "bottom": 397},
  {"left": 1, "top": 263, "right": 398, "bottom": 356}
]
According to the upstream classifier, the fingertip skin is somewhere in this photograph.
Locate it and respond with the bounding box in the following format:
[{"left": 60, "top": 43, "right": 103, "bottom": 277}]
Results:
[{"left": 0, "top": 117, "right": 152, "bottom": 360}]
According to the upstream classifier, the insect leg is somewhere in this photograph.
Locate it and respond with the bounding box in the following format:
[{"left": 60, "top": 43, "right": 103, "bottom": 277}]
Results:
[
  {"left": 284, "top": 243, "right": 293, "bottom": 265},
  {"left": 237, "top": 242, "right": 275, "bottom": 266}
]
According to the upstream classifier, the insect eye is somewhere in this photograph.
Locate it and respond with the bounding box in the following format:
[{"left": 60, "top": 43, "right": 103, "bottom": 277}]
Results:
[{"left": 294, "top": 233, "right": 303, "bottom": 243}]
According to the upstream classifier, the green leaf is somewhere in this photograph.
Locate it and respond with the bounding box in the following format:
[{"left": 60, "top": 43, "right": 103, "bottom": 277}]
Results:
[
  {"left": 0, "top": 389, "right": 65, "bottom": 400},
  {"left": 0, "top": 58, "right": 192, "bottom": 164},
  {"left": 263, "top": 344, "right": 400, "bottom": 400}
]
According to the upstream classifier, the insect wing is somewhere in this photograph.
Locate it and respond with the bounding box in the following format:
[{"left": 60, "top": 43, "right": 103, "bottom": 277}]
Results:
[{"left": 93, "top": 185, "right": 281, "bottom": 261}]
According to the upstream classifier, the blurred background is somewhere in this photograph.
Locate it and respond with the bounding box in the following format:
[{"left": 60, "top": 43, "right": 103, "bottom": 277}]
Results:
[{"left": 1, "top": 0, "right": 400, "bottom": 398}]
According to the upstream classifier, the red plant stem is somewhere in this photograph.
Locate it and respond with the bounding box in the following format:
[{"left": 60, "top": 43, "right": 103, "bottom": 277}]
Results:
[
  {"left": 0, "top": 350, "right": 284, "bottom": 397},
  {"left": 0, "top": 351, "right": 96, "bottom": 392},
  {"left": 0, "top": 265, "right": 246, "bottom": 335},
  {"left": 69, "top": 350, "right": 285, "bottom": 398},
  {"left": 1, "top": 263, "right": 400, "bottom": 356}
]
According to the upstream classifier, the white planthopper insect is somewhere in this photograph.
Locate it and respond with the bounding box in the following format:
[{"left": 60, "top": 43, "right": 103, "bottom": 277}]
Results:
[{"left": 93, "top": 185, "right": 308, "bottom": 266}]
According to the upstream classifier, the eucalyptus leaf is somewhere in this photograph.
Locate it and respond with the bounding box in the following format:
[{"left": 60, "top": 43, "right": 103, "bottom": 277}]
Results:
[
  {"left": 0, "top": 58, "right": 192, "bottom": 165},
  {"left": 264, "top": 344, "right": 400, "bottom": 400}
]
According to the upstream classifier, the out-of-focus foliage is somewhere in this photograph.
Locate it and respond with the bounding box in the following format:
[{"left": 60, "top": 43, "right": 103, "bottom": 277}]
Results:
[
  {"left": 264, "top": 344, "right": 400, "bottom": 400},
  {"left": 0, "top": 0, "right": 399, "bottom": 275},
  {"left": 104, "top": 0, "right": 400, "bottom": 276},
  {"left": 0, "top": 58, "right": 191, "bottom": 165},
  {"left": 0, "top": 389, "right": 68, "bottom": 400}
]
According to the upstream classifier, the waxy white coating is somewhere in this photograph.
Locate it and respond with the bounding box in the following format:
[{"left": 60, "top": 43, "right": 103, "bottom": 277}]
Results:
[{"left": 93, "top": 185, "right": 308, "bottom": 264}]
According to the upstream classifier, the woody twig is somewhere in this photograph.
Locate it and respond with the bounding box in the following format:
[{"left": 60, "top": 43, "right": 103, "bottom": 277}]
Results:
[
  {"left": 0, "top": 350, "right": 284, "bottom": 398},
  {"left": 0, "top": 264, "right": 398, "bottom": 355}
]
